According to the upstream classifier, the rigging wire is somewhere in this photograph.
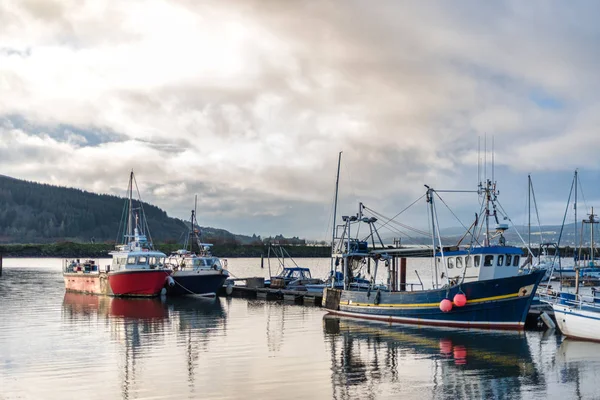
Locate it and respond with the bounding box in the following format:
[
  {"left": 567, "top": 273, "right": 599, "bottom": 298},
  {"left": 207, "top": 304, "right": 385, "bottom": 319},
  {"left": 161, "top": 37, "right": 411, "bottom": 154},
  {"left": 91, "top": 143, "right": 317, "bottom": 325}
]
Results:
[
  {"left": 433, "top": 191, "right": 469, "bottom": 233},
  {"left": 495, "top": 199, "right": 534, "bottom": 258},
  {"left": 363, "top": 194, "right": 426, "bottom": 233},
  {"left": 362, "top": 206, "right": 431, "bottom": 238},
  {"left": 529, "top": 178, "right": 544, "bottom": 244}
]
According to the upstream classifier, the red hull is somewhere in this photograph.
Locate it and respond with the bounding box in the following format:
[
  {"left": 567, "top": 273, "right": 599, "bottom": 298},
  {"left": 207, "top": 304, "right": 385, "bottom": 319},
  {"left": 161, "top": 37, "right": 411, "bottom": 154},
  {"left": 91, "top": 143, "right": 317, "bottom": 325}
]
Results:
[{"left": 108, "top": 269, "right": 170, "bottom": 297}]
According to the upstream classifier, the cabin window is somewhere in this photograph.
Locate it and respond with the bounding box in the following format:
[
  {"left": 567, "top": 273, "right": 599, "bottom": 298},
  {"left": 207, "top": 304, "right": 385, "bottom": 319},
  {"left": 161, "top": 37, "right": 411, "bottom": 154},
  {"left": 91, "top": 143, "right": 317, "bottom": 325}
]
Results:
[
  {"left": 447, "top": 257, "right": 455, "bottom": 269},
  {"left": 149, "top": 257, "right": 157, "bottom": 265},
  {"left": 465, "top": 256, "right": 472, "bottom": 268},
  {"left": 497, "top": 255, "right": 504, "bottom": 266},
  {"left": 506, "top": 255, "right": 512, "bottom": 266},
  {"left": 118, "top": 257, "right": 127, "bottom": 266},
  {"left": 513, "top": 255, "right": 520, "bottom": 267},
  {"left": 474, "top": 256, "right": 481, "bottom": 268},
  {"left": 456, "top": 257, "right": 463, "bottom": 269},
  {"left": 127, "top": 257, "right": 136, "bottom": 264},
  {"left": 138, "top": 256, "right": 148, "bottom": 264},
  {"left": 484, "top": 255, "right": 494, "bottom": 267}
]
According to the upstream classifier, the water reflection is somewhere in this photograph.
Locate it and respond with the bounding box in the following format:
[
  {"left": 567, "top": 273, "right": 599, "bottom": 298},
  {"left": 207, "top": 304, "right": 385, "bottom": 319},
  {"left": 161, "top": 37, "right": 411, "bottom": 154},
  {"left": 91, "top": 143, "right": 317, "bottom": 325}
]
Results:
[
  {"left": 61, "top": 294, "right": 227, "bottom": 399},
  {"left": 165, "top": 296, "right": 227, "bottom": 393},
  {"left": 323, "top": 316, "right": 543, "bottom": 400},
  {"left": 555, "top": 340, "right": 600, "bottom": 399}
]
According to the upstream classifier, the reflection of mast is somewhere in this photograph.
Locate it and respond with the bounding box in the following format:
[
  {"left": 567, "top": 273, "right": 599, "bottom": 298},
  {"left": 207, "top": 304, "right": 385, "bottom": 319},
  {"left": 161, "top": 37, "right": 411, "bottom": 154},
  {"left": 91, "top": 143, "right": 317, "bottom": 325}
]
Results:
[
  {"left": 120, "top": 320, "right": 141, "bottom": 400},
  {"left": 266, "top": 302, "right": 285, "bottom": 353}
]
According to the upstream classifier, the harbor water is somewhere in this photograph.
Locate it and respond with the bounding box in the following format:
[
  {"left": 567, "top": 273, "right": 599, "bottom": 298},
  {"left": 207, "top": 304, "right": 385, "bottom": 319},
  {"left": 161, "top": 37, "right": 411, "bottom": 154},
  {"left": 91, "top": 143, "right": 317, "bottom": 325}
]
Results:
[{"left": 1, "top": 258, "right": 600, "bottom": 400}]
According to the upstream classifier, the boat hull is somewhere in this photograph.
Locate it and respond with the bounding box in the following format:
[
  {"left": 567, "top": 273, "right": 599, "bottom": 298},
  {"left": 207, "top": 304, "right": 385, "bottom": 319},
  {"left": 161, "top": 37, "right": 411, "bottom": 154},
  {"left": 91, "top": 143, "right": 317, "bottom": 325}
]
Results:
[
  {"left": 323, "top": 270, "right": 545, "bottom": 330},
  {"left": 64, "top": 272, "right": 110, "bottom": 295},
  {"left": 553, "top": 302, "right": 600, "bottom": 342},
  {"left": 167, "top": 270, "right": 229, "bottom": 296},
  {"left": 108, "top": 269, "right": 171, "bottom": 297}
]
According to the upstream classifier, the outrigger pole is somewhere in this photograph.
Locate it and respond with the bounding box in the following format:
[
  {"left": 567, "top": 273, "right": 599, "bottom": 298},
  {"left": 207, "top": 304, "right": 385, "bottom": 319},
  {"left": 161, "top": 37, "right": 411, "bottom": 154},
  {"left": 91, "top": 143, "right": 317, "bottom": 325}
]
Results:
[{"left": 331, "top": 151, "right": 342, "bottom": 288}]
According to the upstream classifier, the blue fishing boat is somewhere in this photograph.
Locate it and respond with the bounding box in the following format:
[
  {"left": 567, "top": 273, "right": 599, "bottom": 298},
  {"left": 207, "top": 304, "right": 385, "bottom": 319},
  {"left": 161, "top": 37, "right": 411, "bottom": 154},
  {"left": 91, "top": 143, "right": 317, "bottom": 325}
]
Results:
[{"left": 323, "top": 179, "right": 546, "bottom": 330}]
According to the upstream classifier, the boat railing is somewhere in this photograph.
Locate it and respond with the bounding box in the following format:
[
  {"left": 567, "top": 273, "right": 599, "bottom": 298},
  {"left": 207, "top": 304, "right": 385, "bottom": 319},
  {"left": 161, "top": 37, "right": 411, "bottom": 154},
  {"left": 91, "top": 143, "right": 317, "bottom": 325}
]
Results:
[
  {"left": 540, "top": 290, "right": 600, "bottom": 310},
  {"left": 63, "top": 258, "right": 101, "bottom": 274}
]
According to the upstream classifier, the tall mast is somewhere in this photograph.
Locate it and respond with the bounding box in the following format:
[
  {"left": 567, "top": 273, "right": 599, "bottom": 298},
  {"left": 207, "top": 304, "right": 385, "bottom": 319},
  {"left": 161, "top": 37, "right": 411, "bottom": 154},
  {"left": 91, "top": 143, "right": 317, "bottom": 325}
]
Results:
[
  {"left": 574, "top": 170, "right": 578, "bottom": 266},
  {"left": 128, "top": 170, "right": 133, "bottom": 243},
  {"left": 591, "top": 207, "right": 595, "bottom": 265},
  {"left": 485, "top": 180, "right": 490, "bottom": 247},
  {"left": 331, "top": 151, "right": 342, "bottom": 279},
  {"left": 426, "top": 187, "right": 439, "bottom": 288},
  {"left": 528, "top": 174, "right": 531, "bottom": 250}
]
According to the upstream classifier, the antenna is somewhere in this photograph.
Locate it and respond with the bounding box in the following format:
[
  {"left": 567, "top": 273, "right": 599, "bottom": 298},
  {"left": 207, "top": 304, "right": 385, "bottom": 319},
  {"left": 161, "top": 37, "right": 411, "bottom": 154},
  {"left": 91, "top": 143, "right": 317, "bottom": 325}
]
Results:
[
  {"left": 483, "top": 133, "right": 487, "bottom": 181},
  {"left": 492, "top": 136, "right": 495, "bottom": 183},
  {"left": 478, "top": 136, "right": 481, "bottom": 188}
]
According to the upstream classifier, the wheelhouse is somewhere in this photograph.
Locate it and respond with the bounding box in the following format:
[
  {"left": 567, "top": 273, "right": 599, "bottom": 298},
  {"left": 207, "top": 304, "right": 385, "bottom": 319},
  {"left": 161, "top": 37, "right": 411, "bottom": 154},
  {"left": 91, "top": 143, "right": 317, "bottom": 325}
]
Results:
[
  {"left": 435, "top": 246, "right": 523, "bottom": 283},
  {"left": 111, "top": 251, "right": 166, "bottom": 272}
]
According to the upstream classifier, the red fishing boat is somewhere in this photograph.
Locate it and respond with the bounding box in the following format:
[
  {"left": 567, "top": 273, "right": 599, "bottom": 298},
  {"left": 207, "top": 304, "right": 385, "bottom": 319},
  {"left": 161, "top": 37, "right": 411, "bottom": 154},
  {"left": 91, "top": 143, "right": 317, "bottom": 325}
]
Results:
[{"left": 63, "top": 171, "right": 171, "bottom": 297}]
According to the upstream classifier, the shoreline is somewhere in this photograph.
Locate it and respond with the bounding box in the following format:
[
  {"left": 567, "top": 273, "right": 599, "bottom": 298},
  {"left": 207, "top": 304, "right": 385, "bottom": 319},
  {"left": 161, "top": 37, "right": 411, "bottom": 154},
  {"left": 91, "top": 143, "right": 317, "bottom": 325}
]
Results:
[{"left": 0, "top": 242, "right": 333, "bottom": 259}]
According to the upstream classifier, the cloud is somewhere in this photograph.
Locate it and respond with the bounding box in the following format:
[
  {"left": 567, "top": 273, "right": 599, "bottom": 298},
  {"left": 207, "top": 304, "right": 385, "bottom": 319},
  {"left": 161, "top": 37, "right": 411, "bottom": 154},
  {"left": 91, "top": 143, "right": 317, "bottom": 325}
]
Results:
[{"left": 2, "top": 0, "right": 600, "bottom": 238}]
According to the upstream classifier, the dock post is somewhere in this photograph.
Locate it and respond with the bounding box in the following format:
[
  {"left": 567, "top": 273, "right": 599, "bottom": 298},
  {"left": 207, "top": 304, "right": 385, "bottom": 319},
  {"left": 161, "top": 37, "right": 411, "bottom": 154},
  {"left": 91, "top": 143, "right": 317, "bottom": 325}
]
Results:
[
  {"left": 400, "top": 257, "right": 406, "bottom": 291},
  {"left": 261, "top": 254, "right": 264, "bottom": 269},
  {"left": 0, "top": 251, "right": 3, "bottom": 277}
]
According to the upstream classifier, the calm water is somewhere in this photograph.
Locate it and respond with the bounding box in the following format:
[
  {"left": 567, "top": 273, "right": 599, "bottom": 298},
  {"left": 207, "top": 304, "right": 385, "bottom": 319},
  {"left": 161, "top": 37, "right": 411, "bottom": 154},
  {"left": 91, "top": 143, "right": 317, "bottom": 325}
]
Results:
[{"left": 1, "top": 258, "right": 600, "bottom": 400}]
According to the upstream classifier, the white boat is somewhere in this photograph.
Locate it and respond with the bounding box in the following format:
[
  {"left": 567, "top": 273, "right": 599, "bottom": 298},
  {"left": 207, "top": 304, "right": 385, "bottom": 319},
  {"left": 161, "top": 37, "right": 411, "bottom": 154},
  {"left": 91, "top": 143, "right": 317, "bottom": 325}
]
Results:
[{"left": 549, "top": 291, "right": 600, "bottom": 342}]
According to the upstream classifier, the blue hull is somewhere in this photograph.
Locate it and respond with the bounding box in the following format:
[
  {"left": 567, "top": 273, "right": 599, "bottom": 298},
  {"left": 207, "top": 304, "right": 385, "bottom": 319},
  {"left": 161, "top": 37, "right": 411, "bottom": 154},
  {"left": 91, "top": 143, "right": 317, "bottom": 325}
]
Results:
[
  {"left": 325, "top": 270, "right": 545, "bottom": 330},
  {"left": 167, "top": 272, "right": 229, "bottom": 296}
]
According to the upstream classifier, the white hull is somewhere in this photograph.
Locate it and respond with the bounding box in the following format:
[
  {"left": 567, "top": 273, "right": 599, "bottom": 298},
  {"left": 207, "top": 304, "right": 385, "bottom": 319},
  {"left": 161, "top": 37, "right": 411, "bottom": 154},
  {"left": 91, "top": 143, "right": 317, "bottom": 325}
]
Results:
[{"left": 553, "top": 303, "right": 600, "bottom": 342}]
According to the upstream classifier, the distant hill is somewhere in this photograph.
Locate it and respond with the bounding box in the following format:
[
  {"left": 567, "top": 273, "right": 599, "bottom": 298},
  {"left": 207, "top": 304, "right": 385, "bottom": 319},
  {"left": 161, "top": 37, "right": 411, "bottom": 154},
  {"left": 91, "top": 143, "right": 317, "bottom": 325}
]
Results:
[
  {"left": 384, "top": 222, "right": 589, "bottom": 248},
  {"left": 0, "top": 175, "right": 259, "bottom": 245}
]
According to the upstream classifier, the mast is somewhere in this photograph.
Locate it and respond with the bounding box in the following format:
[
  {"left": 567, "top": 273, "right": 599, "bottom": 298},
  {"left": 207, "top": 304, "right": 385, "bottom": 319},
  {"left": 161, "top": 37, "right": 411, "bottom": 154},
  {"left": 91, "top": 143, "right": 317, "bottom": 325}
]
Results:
[
  {"left": 128, "top": 170, "right": 134, "bottom": 243},
  {"left": 485, "top": 180, "right": 490, "bottom": 247},
  {"left": 426, "top": 187, "right": 440, "bottom": 289},
  {"left": 331, "top": 151, "right": 342, "bottom": 282},
  {"left": 528, "top": 174, "right": 531, "bottom": 250},
  {"left": 591, "top": 207, "right": 595, "bottom": 265},
  {"left": 574, "top": 170, "right": 578, "bottom": 266}
]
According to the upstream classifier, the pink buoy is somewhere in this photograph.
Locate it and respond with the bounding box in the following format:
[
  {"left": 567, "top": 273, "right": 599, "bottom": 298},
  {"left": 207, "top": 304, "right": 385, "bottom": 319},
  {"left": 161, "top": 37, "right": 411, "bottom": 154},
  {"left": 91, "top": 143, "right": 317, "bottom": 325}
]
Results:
[
  {"left": 439, "top": 299, "right": 453, "bottom": 312},
  {"left": 453, "top": 293, "right": 467, "bottom": 307}
]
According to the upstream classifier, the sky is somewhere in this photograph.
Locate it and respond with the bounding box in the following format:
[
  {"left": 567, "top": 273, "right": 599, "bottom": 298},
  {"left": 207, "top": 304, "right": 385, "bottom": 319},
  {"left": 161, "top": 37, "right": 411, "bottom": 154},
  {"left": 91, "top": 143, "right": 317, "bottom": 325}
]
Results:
[{"left": 2, "top": 0, "right": 600, "bottom": 241}]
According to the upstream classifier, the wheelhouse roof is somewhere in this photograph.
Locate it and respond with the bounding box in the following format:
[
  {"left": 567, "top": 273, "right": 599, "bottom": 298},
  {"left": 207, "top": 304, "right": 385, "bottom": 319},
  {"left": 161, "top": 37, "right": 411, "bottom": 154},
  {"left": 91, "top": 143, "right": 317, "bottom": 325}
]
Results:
[{"left": 435, "top": 246, "right": 523, "bottom": 257}]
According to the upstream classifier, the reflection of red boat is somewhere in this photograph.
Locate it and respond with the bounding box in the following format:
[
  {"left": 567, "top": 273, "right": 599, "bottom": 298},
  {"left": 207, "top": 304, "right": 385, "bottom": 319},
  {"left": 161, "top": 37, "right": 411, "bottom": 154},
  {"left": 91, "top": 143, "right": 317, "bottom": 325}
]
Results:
[{"left": 62, "top": 292, "right": 168, "bottom": 320}]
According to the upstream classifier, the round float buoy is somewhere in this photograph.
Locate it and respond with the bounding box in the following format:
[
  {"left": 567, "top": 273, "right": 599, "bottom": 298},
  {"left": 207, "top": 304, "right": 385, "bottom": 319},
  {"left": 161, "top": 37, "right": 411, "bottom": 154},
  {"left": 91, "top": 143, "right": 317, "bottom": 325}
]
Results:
[
  {"left": 439, "top": 299, "right": 453, "bottom": 312},
  {"left": 225, "top": 282, "right": 234, "bottom": 295},
  {"left": 453, "top": 293, "right": 467, "bottom": 307},
  {"left": 167, "top": 276, "right": 175, "bottom": 287}
]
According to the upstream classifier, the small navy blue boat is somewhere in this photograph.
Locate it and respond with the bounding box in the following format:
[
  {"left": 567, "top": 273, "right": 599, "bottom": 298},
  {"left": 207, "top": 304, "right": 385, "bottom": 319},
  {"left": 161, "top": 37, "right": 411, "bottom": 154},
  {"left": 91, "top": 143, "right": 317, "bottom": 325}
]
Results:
[{"left": 165, "top": 206, "right": 229, "bottom": 297}]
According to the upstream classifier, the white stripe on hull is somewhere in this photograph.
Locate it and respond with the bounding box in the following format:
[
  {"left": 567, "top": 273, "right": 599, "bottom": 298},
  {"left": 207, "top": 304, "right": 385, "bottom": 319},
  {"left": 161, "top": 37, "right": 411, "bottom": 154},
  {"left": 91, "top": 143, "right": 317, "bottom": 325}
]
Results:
[
  {"left": 553, "top": 304, "right": 600, "bottom": 342},
  {"left": 328, "top": 309, "right": 524, "bottom": 329}
]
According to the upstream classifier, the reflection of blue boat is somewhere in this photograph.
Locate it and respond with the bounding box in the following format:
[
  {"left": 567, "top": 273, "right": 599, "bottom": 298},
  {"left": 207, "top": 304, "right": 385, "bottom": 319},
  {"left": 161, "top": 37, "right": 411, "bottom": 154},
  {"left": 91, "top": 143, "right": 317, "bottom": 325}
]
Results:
[
  {"left": 324, "top": 180, "right": 545, "bottom": 330},
  {"left": 323, "top": 315, "right": 537, "bottom": 399}
]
